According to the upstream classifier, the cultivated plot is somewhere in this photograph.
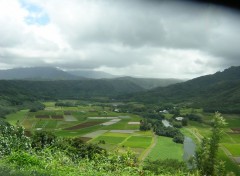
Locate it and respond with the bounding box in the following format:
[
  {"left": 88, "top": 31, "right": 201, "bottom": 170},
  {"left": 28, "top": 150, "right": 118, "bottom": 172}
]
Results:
[{"left": 146, "top": 136, "right": 183, "bottom": 161}]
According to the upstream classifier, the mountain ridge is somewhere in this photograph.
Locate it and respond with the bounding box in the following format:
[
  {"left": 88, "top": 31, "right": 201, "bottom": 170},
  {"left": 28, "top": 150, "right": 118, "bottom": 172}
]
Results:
[
  {"left": 128, "top": 66, "right": 240, "bottom": 113},
  {"left": 0, "top": 67, "right": 183, "bottom": 89},
  {"left": 0, "top": 67, "right": 83, "bottom": 80}
]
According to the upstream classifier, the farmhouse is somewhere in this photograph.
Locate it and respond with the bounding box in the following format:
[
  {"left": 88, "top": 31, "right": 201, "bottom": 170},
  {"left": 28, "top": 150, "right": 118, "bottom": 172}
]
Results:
[
  {"left": 175, "top": 117, "right": 184, "bottom": 121},
  {"left": 159, "top": 110, "right": 169, "bottom": 114}
]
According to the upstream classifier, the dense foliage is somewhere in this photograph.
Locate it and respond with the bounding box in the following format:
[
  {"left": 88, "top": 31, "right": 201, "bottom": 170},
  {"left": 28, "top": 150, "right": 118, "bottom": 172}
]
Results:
[
  {"left": 0, "top": 79, "right": 144, "bottom": 100},
  {"left": 128, "top": 66, "right": 240, "bottom": 114},
  {"left": 144, "top": 159, "right": 188, "bottom": 175},
  {"left": 140, "top": 119, "right": 184, "bottom": 144},
  {"left": 195, "top": 112, "right": 227, "bottom": 176},
  {"left": 0, "top": 121, "right": 200, "bottom": 175}
]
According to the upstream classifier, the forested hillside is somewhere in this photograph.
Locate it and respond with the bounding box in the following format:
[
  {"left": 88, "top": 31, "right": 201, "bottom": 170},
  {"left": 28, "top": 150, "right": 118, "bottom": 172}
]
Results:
[
  {"left": 0, "top": 67, "right": 83, "bottom": 80},
  {"left": 128, "top": 66, "right": 240, "bottom": 113},
  {"left": 113, "top": 76, "right": 184, "bottom": 89}
]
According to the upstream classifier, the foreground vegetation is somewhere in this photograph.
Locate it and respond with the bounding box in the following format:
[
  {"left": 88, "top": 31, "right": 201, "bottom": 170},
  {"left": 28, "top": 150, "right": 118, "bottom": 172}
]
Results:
[
  {"left": 1, "top": 100, "right": 239, "bottom": 175},
  {"left": 0, "top": 119, "right": 199, "bottom": 176}
]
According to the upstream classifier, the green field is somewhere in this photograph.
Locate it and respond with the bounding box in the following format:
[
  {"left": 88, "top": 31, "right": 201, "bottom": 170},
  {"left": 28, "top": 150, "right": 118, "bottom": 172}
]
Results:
[
  {"left": 5, "top": 110, "right": 28, "bottom": 125},
  {"left": 4, "top": 103, "right": 240, "bottom": 174},
  {"left": 147, "top": 136, "right": 183, "bottom": 161},
  {"left": 123, "top": 136, "right": 152, "bottom": 148},
  {"left": 218, "top": 148, "right": 240, "bottom": 175},
  {"left": 223, "top": 144, "right": 240, "bottom": 156},
  {"left": 183, "top": 113, "right": 240, "bottom": 174},
  {"left": 93, "top": 136, "right": 126, "bottom": 145}
]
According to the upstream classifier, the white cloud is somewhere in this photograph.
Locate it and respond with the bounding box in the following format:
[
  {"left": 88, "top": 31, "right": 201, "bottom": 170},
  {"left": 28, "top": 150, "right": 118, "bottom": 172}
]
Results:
[{"left": 0, "top": 0, "right": 239, "bottom": 78}]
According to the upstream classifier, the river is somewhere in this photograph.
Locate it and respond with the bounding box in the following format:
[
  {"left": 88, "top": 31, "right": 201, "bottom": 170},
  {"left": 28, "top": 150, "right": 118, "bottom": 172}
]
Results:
[{"left": 183, "top": 136, "right": 196, "bottom": 168}]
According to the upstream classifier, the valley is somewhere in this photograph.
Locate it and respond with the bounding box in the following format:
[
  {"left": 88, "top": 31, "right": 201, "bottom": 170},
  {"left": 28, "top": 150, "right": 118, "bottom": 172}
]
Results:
[
  {"left": 0, "top": 66, "right": 240, "bottom": 175},
  {"left": 4, "top": 100, "right": 240, "bottom": 175}
]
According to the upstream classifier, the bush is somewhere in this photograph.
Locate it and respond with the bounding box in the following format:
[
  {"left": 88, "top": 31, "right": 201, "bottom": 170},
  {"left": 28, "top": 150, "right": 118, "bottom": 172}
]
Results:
[
  {"left": 0, "top": 123, "right": 31, "bottom": 156},
  {"left": 173, "top": 133, "right": 184, "bottom": 144},
  {"left": 31, "top": 131, "right": 56, "bottom": 149},
  {"left": 144, "top": 159, "right": 188, "bottom": 175},
  {"left": 172, "top": 121, "right": 182, "bottom": 128}
]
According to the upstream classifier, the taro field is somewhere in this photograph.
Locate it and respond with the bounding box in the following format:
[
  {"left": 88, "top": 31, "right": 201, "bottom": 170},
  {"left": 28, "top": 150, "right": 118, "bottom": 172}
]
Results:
[
  {"left": 5, "top": 103, "right": 240, "bottom": 173},
  {"left": 180, "top": 108, "right": 240, "bottom": 174},
  {"left": 4, "top": 101, "right": 165, "bottom": 161}
]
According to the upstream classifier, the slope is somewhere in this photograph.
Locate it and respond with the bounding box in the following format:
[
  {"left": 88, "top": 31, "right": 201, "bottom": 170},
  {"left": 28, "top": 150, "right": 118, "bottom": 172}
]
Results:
[
  {"left": 0, "top": 67, "right": 83, "bottom": 80},
  {"left": 67, "top": 70, "right": 117, "bottom": 79},
  {"left": 130, "top": 66, "right": 240, "bottom": 113},
  {"left": 114, "top": 76, "right": 184, "bottom": 89}
]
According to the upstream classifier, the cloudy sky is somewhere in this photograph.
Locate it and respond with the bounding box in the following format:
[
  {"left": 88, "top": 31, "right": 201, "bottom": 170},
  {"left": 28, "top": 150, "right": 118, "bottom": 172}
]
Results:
[{"left": 0, "top": 0, "right": 240, "bottom": 79}]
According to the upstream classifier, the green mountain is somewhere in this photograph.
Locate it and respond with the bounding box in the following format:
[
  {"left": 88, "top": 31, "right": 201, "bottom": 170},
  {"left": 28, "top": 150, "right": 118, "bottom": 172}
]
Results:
[
  {"left": 0, "top": 79, "right": 144, "bottom": 101},
  {"left": 113, "top": 76, "right": 184, "bottom": 89},
  {"left": 130, "top": 66, "right": 240, "bottom": 113},
  {"left": 0, "top": 67, "right": 83, "bottom": 80},
  {"left": 67, "top": 70, "right": 117, "bottom": 79}
]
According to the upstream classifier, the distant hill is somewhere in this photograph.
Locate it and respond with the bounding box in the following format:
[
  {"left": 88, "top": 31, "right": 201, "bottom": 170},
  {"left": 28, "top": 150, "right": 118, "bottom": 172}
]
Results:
[
  {"left": 129, "top": 66, "right": 240, "bottom": 113},
  {"left": 113, "top": 76, "right": 184, "bottom": 89},
  {"left": 67, "top": 70, "right": 117, "bottom": 79},
  {"left": 0, "top": 79, "right": 144, "bottom": 102},
  {"left": 0, "top": 67, "right": 184, "bottom": 90},
  {"left": 0, "top": 67, "right": 83, "bottom": 80}
]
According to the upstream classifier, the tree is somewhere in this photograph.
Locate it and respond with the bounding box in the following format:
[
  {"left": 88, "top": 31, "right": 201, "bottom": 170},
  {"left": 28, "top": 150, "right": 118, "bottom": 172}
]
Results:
[
  {"left": 195, "top": 112, "right": 227, "bottom": 176},
  {"left": 139, "top": 119, "right": 152, "bottom": 131},
  {"left": 31, "top": 131, "right": 56, "bottom": 149}
]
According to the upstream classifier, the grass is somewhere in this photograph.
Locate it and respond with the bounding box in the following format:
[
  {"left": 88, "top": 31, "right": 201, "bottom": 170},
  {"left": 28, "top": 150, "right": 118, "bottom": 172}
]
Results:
[
  {"left": 103, "top": 132, "right": 130, "bottom": 137},
  {"left": 187, "top": 121, "right": 211, "bottom": 137},
  {"left": 164, "top": 113, "right": 173, "bottom": 119},
  {"left": 93, "top": 136, "right": 126, "bottom": 145},
  {"left": 180, "top": 128, "right": 200, "bottom": 144},
  {"left": 5, "top": 110, "right": 28, "bottom": 125},
  {"left": 180, "top": 108, "right": 203, "bottom": 115},
  {"left": 122, "top": 136, "right": 152, "bottom": 149},
  {"left": 224, "top": 114, "right": 240, "bottom": 128},
  {"left": 218, "top": 148, "right": 240, "bottom": 175},
  {"left": 135, "top": 130, "right": 152, "bottom": 137},
  {"left": 102, "top": 119, "right": 139, "bottom": 130},
  {"left": 34, "top": 120, "right": 47, "bottom": 128},
  {"left": 221, "top": 132, "right": 236, "bottom": 143},
  {"left": 223, "top": 144, "right": 240, "bottom": 156},
  {"left": 227, "top": 134, "right": 240, "bottom": 143},
  {"left": 146, "top": 136, "right": 183, "bottom": 161},
  {"left": 63, "top": 125, "right": 104, "bottom": 136},
  {"left": 45, "top": 120, "right": 58, "bottom": 129},
  {"left": 22, "top": 118, "right": 37, "bottom": 130},
  {"left": 43, "top": 102, "right": 55, "bottom": 107}
]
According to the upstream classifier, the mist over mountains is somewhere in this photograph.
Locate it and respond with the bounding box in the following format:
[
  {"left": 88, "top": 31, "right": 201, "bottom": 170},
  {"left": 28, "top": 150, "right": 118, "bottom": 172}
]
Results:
[
  {"left": 0, "top": 65, "right": 239, "bottom": 114},
  {"left": 0, "top": 67, "right": 183, "bottom": 89}
]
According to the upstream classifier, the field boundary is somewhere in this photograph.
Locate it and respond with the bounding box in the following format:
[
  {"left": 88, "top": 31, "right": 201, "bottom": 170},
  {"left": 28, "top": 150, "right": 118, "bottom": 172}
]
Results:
[{"left": 139, "top": 133, "right": 157, "bottom": 163}]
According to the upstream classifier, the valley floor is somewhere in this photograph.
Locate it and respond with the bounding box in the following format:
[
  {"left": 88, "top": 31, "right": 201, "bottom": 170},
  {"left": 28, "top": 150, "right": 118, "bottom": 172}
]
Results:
[{"left": 4, "top": 102, "right": 240, "bottom": 174}]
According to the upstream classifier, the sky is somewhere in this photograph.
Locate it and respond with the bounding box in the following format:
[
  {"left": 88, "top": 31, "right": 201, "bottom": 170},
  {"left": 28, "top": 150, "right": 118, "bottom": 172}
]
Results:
[{"left": 0, "top": 0, "right": 240, "bottom": 79}]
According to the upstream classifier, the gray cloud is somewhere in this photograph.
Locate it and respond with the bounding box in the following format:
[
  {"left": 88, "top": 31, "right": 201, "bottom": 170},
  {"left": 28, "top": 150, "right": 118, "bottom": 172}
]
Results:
[{"left": 0, "top": 0, "right": 240, "bottom": 78}]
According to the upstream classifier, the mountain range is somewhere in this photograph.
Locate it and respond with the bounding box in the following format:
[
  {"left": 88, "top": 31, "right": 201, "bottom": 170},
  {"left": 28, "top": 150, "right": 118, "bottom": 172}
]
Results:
[
  {"left": 129, "top": 66, "right": 240, "bottom": 113},
  {"left": 0, "top": 67, "right": 82, "bottom": 80},
  {"left": 0, "top": 67, "right": 183, "bottom": 89},
  {"left": 0, "top": 66, "right": 240, "bottom": 114}
]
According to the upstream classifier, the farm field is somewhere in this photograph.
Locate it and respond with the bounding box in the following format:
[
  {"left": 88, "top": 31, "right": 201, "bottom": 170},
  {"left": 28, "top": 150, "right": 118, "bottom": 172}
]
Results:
[
  {"left": 4, "top": 101, "right": 156, "bottom": 160},
  {"left": 4, "top": 103, "right": 240, "bottom": 174},
  {"left": 146, "top": 136, "right": 183, "bottom": 161},
  {"left": 5, "top": 110, "right": 28, "bottom": 125},
  {"left": 182, "top": 111, "right": 240, "bottom": 174}
]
